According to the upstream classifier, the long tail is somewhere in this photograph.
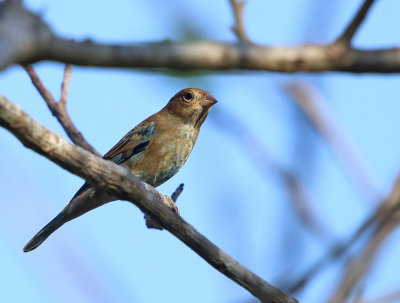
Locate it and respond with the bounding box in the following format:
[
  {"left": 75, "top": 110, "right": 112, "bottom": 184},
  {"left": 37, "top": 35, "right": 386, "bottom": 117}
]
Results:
[{"left": 23, "top": 212, "right": 66, "bottom": 252}]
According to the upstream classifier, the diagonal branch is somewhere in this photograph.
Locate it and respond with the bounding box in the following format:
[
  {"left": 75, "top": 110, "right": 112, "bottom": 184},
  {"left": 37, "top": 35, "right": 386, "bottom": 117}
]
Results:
[
  {"left": 229, "top": 0, "right": 250, "bottom": 43},
  {"left": 24, "top": 64, "right": 100, "bottom": 156},
  {"left": 284, "top": 82, "right": 381, "bottom": 201},
  {"left": 283, "top": 176, "right": 400, "bottom": 294},
  {"left": 60, "top": 63, "right": 71, "bottom": 106},
  {"left": 0, "top": 94, "right": 298, "bottom": 303},
  {"left": 212, "top": 107, "right": 332, "bottom": 242},
  {"left": 327, "top": 177, "right": 400, "bottom": 303},
  {"left": 336, "top": 0, "right": 377, "bottom": 44}
]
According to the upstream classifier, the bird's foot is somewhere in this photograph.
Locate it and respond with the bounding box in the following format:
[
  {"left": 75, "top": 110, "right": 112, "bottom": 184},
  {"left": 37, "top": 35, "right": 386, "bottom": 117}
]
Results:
[{"left": 144, "top": 193, "right": 180, "bottom": 230}]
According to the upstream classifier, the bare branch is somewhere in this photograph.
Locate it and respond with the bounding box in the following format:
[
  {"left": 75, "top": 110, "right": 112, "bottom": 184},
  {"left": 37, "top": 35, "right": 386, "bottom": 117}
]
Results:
[
  {"left": 212, "top": 107, "right": 332, "bottom": 242},
  {"left": 24, "top": 65, "right": 57, "bottom": 106},
  {"left": 38, "top": 39, "right": 400, "bottom": 74},
  {"left": 336, "top": 0, "right": 377, "bottom": 44},
  {"left": 284, "top": 177, "right": 400, "bottom": 294},
  {"left": 229, "top": 0, "right": 250, "bottom": 43},
  {"left": 24, "top": 64, "right": 100, "bottom": 156},
  {"left": 284, "top": 82, "right": 381, "bottom": 201},
  {"left": 327, "top": 177, "right": 400, "bottom": 303},
  {"left": 0, "top": 0, "right": 53, "bottom": 69},
  {"left": 60, "top": 64, "right": 71, "bottom": 106},
  {"left": 1, "top": 4, "right": 400, "bottom": 73},
  {"left": 0, "top": 94, "right": 298, "bottom": 303},
  {"left": 172, "top": 183, "right": 184, "bottom": 202}
]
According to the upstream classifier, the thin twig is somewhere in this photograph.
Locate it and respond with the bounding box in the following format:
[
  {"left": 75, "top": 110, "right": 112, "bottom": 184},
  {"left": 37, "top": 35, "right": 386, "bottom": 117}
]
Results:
[
  {"left": 283, "top": 177, "right": 400, "bottom": 294},
  {"left": 327, "top": 177, "right": 400, "bottom": 303},
  {"left": 283, "top": 204, "right": 380, "bottom": 293},
  {"left": 229, "top": 0, "right": 250, "bottom": 43},
  {"left": 24, "top": 64, "right": 100, "bottom": 156},
  {"left": 172, "top": 183, "right": 184, "bottom": 202},
  {"left": 336, "top": 0, "right": 377, "bottom": 44},
  {"left": 24, "top": 65, "right": 57, "bottom": 107},
  {"left": 60, "top": 64, "right": 71, "bottom": 106},
  {"left": 327, "top": 176, "right": 400, "bottom": 302},
  {"left": 284, "top": 82, "right": 381, "bottom": 201}
]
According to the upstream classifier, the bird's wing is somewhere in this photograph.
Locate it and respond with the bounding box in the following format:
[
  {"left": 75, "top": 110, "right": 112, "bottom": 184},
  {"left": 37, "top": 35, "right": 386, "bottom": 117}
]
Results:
[
  {"left": 69, "top": 121, "right": 156, "bottom": 201},
  {"left": 103, "top": 121, "right": 156, "bottom": 165}
]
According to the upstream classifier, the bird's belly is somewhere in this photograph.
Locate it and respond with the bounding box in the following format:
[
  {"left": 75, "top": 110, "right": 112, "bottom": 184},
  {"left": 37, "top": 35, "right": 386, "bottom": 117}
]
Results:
[{"left": 131, "top": 139, "right": 194, "bottom": 187}]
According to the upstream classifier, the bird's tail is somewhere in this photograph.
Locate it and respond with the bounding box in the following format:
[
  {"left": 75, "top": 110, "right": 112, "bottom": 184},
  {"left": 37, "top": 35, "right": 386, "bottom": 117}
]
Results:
[{"left": 23, "top": 212, "right": 66, "bottom": 252}]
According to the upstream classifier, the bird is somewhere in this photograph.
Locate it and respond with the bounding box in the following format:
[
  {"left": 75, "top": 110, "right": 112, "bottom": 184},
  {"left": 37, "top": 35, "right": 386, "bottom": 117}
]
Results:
[{"left": 23, "top": 88, "right": 217, "bottom": 252}]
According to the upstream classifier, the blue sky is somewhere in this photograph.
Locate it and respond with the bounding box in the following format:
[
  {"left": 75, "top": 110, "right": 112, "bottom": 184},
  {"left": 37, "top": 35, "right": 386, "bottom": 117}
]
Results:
[{"left": 1, "top": 1, "right": 400, "bottom": 302}]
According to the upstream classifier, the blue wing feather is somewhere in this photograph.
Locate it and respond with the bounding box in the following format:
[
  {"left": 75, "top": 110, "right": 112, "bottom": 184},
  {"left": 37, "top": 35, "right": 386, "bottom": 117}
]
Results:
[{"left": 104, "top": 122, "right": 156, "bottom": 165}]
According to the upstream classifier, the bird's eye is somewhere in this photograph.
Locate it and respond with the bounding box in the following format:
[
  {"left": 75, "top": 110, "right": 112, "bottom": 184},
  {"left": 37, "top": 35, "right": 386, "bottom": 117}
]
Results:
[{"left": 183, "top": 92, "right": 193, "bottom": 102}]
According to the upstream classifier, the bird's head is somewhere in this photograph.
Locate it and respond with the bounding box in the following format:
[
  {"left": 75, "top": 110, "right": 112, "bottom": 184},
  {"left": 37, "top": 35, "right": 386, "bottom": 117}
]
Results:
[{"left": 166, "top": 88, "right": 217, "bottom": 127}]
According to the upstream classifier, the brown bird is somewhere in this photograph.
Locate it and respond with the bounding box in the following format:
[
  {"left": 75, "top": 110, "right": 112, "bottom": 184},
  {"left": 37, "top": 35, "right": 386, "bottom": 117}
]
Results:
[{"left": 24, "top": 88, "right": 217, "bottom": 252}]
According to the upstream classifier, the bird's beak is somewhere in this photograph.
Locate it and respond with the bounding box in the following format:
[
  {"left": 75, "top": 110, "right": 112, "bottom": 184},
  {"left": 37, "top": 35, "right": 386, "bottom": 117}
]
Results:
[{"left": 200, "top": 94, "right": 218, "bottom": 108}]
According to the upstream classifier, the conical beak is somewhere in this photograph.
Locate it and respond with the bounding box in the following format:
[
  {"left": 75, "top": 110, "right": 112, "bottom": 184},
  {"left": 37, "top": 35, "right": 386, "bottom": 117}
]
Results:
[{"left": 200, "top": 94, "right": 218, "bottom": 108}]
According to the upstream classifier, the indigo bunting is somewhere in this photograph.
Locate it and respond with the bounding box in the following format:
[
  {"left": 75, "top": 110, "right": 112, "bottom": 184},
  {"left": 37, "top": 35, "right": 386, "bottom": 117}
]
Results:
[{"left": 24, "top": 88, "right": 217, "bottom": 252}]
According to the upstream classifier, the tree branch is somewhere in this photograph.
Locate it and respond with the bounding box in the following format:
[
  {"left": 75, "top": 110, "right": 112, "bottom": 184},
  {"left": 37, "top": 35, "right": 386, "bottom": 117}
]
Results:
[
  {"left": 327, "top": 177, "right": 400, "bottom": 303},
  {"left": 336, "top": 0, "right": 377, "bottom": 44},
  {"left": 212, "top": 107, "right": 332, "bottom": 242},
  {"left": 229, "top": 0, "right": 250, "bottom": 43},
  {"left": 283, "top": 176, "right": 400, "bottom": 294},
  {"left": 284, "top": 82, "right": 381, "bottom": 201},
  {"left": 24, "top": 64, "right": 100, "bottom": 156},
  {"left": 0, "top": 94, "right": 298, "bottom": 303},
  {"left": 1, "top": 2, "right": 400, "bottom": 74},
  {"left": 171, "top": 183, "right": 184, "bottom": 202},
  {"left": 60, "top": 63, "right": 71, "bottom": 106},
  {"left": 34, "top": 38, "right": 400, "bottom": 74}
]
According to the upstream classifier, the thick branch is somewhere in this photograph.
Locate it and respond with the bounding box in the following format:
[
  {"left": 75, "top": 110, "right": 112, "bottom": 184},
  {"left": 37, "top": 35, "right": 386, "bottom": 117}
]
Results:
[
  {"left": 0, "top": 94, "right": 298, "bottom": 303},
  {"left": 1, "top": 3, "right": 400, "bottom": 74},
  {"left": 36, "top": 39, "right": 400, "bottom": 74},
  {"left": 336, "top": 0, "right": 377, "bottom": 44}
]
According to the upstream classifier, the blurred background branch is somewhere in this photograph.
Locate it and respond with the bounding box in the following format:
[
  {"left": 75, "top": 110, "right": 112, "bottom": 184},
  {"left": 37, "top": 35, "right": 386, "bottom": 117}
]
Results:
[
  {"left": 327, "top": 176, "right": 400, "bottom": 303},
  {"left": 229, "top": 0, "right": 251, "bottom": 44},
  {"left": 284, "top": 82, "right": 381, "bottom": 201},
  {"left": 212, "top": 107, "right": 333, "bottom": 243},
  {"left": 1, "top": 1, "right": 400, "bottom": 73}
]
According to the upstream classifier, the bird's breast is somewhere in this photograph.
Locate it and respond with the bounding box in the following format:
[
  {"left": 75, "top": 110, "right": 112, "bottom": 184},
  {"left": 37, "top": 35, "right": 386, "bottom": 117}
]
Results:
[{"left": 131, "top": 123, "right": 197, "bottom": 187}]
